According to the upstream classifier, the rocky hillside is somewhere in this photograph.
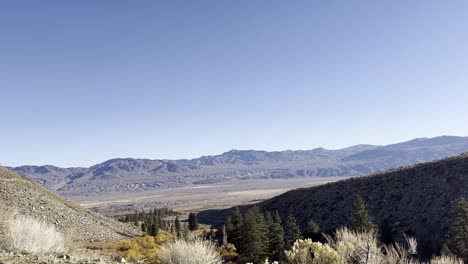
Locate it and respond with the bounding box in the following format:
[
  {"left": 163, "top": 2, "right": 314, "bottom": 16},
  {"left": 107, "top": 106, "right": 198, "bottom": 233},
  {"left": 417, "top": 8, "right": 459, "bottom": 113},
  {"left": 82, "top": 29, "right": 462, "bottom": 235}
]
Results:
[
  {"left": 198, "top": 153, "right": 468, "bottom": 255},
  {"left": 8, "top": 136, "right": 468, "bottom": 196},
  {"left": 0, "top": 168, "right": 139, "bottom": 242}
]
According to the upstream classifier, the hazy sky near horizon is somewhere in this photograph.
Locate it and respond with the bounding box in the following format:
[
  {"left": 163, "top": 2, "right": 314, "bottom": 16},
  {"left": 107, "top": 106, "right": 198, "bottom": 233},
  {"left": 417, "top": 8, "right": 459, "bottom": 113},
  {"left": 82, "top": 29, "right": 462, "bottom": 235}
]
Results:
[{"left": 1, "top": 1, "right": 468, "bottom": 167}]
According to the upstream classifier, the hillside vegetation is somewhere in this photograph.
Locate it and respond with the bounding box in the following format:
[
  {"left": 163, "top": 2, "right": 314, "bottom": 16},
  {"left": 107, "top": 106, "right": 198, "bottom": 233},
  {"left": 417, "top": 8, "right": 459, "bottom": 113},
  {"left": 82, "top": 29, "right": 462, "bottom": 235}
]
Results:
[{"left": 199, "top": 153, "right": 468, "bottom": 258}]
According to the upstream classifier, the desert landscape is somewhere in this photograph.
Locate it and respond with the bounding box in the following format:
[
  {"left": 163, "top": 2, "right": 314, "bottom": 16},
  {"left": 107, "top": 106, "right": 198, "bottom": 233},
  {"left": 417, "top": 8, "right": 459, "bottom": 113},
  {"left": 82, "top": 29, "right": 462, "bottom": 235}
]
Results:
[
  {"left": 74, "top": 177, "right": 343, "bottom": 214},
  {"left": 2, "top": 1, "right": 468, "bottom": 263}
]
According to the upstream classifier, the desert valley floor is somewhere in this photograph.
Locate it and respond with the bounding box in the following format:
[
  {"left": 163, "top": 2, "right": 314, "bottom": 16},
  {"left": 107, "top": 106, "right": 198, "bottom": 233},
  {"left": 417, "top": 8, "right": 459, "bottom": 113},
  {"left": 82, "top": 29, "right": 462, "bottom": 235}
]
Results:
[{"left": 71, "top": 177, "right": 343, "bottom": 215}]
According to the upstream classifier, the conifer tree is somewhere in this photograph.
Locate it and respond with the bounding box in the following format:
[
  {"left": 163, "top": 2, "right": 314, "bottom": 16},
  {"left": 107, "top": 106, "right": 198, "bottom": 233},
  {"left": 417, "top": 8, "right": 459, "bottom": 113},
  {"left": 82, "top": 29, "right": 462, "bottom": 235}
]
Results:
[
  {"left": 446, "top": 199, "right": 468, "bottom": 262},
  {"left": 269, "top": 211, "right": 286, "bottom": 262},
  {"left": 307, "top": 219, "right": 320, "bottom": 234},
  {"left": 285, "top": 214, "right": 302, "bottom": 249},
  {"left": 175, "top": 216, "right": 182, "bottom": 239},
  {"left": 182, "top": 223, "right": 189, "bottom": 240},
  {"left": 351, "top": 193, "right": 376, "bottom": 232},
  {"left": 264, "top": 211, "right": 273, "bottom": 227},
  {"left": 150, "top": 223, "right": 159, "bottom": 236},
  {"left": 239, "top": 207, "right": 269, "bottom": 264},
  {"left": 222, "top": 225, "right": 228, "bottom": 246},
  {"left": 188, "top": 212, "right": 199, "bottom": 231},
  {"left": 141, "top": 222, "right": 147, "bottom": 233},
  {"left": 226, "top": 207, "right": 243, "bottom": 249},
  {"left": 133, "top": 213, "right": 139, "bottom": 227}
]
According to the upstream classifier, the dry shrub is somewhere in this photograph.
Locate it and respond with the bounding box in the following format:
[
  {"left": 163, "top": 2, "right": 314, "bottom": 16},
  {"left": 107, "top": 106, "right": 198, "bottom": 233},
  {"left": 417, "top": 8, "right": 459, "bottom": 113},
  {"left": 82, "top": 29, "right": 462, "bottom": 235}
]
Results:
[
  {"left": 430, "top": 255, "right": 464, "bottom": 264},
  {"left": 3, "top": 215, "right": 65, "bottom": 254},
  {"left": 384, "top": 243, "right": 415, "bottom": 264},
  {"left": 118, "top": 234, "right": 172, "bottom": 264},
  {"left": 0, "top": 209, "right": 12, "bottom": 239},
  {"left": 159, "top": 238, "right": 222, "bottom": 264},
  {"left": 333, "top": 227, "right": 384, "bottom": 264}
]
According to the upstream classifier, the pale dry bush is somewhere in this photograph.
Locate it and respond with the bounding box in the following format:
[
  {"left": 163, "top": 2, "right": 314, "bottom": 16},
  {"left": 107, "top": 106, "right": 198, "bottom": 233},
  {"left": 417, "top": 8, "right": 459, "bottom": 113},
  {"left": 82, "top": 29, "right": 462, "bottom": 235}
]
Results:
[
  {"left": 403, "top": 234, "right": 418, "bottom": 256},
  {"left": 3, "top": 215, "right": 65, "bottom": 254},
  {"left": 384, "top": 243, "right": 415, "bottom": 264},
  {"left": 327, "top": 227, "right": 423, "bottom": 264},
  {"left": 287, "top": 227, "right": 462, "bottom": 264},
  {"left": 430, "top": 256, "right": 464, "bottom": 264},
  {"left": 285, "top": 238, "right": 314, "bottom": 264},
  {"left": 333, "top": 227, "right": 385, "bottom": 264},
  {"left": 159, "top": 238, "right": 222, "bottom": 264},
  {"left": 0, "top": 210, "right": 10, "bottom": 237},
  {"left": 285, "top": 238, "right": 354, "bottom": 264},
  {"left": 0, "top": 209, "right": 15, "bottom": 247}
]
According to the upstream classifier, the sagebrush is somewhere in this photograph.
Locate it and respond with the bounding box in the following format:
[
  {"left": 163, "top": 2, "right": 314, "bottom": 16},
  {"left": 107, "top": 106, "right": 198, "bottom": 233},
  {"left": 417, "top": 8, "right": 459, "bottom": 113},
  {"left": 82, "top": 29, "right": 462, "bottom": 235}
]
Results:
[
  {"left": 2, "top": 215, "right": 66, "bottom": 254},
  {"left": 159, "top": 238, "right": 222, "bottom": 264}
]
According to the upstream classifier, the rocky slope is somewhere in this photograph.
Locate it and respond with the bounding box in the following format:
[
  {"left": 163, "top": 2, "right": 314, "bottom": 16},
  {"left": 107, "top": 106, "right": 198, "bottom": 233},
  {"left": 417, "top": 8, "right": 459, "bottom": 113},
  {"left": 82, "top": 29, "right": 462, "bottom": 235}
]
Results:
[
  {"left": 8, "top": 136, "right": 468, "bottom": 196},
  {"left": 0, "top": 249, "right": 121, "bottom": 264},
  {"left": 198, "top": 153, "right": 468, "bottom": 256},
  {"left": 0, "top": 168, "right": 139, "bottom": 242}
]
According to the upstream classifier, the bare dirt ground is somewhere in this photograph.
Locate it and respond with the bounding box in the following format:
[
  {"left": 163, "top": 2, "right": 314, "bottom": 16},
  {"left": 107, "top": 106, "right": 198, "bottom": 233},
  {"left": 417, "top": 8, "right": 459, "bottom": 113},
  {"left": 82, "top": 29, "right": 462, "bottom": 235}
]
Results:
[{"left": 68, "top": 177, "right": 344, "bottom": 215}]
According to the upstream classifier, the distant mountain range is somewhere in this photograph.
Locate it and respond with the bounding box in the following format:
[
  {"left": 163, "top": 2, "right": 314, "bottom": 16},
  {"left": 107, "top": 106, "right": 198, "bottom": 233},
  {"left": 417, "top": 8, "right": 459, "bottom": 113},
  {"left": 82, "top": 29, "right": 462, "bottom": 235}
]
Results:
[{"left": 5, "top": 136, "right": 468, "bottom": 196}]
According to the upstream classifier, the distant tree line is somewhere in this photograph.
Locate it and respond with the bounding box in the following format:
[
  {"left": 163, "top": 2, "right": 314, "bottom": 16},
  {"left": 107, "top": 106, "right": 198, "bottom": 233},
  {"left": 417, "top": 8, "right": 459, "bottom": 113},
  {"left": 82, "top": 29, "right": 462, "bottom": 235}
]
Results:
[{"left": 118, "top": 208, "right": 202, "bottom": 239}]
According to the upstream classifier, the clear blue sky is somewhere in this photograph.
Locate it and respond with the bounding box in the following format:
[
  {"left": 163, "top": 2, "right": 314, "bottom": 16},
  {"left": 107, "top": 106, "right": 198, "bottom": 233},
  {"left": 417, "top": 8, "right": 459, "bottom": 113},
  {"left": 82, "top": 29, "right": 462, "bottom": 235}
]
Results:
[{"left": 1, "top": 0, "right": 468, "bottom": 167}]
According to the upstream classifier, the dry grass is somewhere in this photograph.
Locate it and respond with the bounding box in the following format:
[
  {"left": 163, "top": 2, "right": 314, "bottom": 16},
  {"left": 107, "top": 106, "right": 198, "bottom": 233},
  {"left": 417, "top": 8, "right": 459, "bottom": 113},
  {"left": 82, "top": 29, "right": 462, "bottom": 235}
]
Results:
[
  {"left": 0, "top": 209, "right": 15, "bottom": 246},
  {"left": 0, "top": 210, "right": 10, "bottom": 235},
  {"left": 3, "top": 215, "right": 66, "bottom": 254},
  {"left": 430, "top": 255, "right": 464, "bottom": 264},
  {"left": 332, "top": 227, "right": 384, "bottom": 264},
  {"left": 159, "top": 238, "right": 222, "bottom": 264}
]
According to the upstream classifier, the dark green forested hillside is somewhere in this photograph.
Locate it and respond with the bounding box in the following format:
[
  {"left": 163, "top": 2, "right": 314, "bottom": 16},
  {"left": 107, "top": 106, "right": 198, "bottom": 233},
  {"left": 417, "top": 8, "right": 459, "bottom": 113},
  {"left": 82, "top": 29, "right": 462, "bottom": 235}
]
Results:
[{"left": 199, "top": 153, "right": 468, "bottom": 258}]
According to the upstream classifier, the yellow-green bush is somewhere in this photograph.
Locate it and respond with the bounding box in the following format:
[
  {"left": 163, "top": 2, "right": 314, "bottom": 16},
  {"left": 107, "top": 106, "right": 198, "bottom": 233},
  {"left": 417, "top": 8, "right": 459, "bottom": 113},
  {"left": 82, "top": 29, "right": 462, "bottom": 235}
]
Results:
[{"left": 118, "top": 234, "right": 173, "bottom": 264}]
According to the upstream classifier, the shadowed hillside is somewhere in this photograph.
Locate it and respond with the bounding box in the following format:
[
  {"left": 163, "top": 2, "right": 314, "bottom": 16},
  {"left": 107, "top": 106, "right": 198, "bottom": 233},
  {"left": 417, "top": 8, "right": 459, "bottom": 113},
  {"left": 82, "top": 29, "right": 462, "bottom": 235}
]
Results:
[
  {"left": 198, "top": 153, "right": 468, "bottom": 255},
  {"left": 0, "top": 168, "right": 139, "bottom": 242}
]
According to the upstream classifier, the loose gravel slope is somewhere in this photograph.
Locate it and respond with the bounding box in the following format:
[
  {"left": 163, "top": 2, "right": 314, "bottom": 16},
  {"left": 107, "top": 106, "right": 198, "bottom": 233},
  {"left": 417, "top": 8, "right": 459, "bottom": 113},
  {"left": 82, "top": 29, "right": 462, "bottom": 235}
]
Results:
[{"left": 0, "top": 168, "right": 139, "bottom": 242}]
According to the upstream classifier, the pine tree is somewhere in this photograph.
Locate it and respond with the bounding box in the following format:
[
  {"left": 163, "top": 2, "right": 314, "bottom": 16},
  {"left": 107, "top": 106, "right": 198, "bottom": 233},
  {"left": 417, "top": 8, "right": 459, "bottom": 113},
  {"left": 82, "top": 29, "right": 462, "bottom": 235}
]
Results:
[
  {"left": 133, "top": 212, "right": 139, "bottom": 227},
  {"left": 150, "top": 223, "right": 159, "bottom": 236},
  {"left": 441, "top": 243, "right": 453, "bottom": 256},
  {"left": 446, "top": 199, "right": 468, "bottom": 262},
  {"left": 307, "top": 219, "right": 320, "bottom": 234},
  {"left": 188, "top": 212, "right": 199, "bottom": 231},
  {"left": 285, "top": 214, "right": 302, "bottom": 249},
  {"left": 239, "top": 207, "right": 269, "bottom": 264},
  {"left": 226, "top": 207, "right": 243, "bottom": 249},
  {"left": 141, "top": 222, "right": 147, "bottom": 233},
  {"left": 222, "top": 225, "right": 228, "bottom": 246},
  {"left": 269, "top": 211, "right": 286, "bottom": 262},
  {"left": 264, "top": 211, "right": 273, "bottom": 227},
  {"left": 182, "top": 223, "right": 189, "bottom": 240},
  {"left": 351, "top": 193, "right": 376, "bottom": 232},
  {"left": 175, "top": 216, "right": 182, "bottom": 239}
]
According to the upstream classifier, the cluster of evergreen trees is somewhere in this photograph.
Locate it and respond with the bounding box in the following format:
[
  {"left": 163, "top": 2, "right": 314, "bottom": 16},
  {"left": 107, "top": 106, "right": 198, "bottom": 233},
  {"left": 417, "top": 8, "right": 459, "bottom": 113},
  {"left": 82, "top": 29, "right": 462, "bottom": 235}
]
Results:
[
  {"left": 225, "top": 195, "right": 468, "bottom": 263},
  {"left": 446, "top": 199, "right": 468, "bottom": 263},
  {"left": 224, "top": 194, "right": 384, "bottom": 263},
  {"left": 119, "top": 208, "right": 180, "bottom": 236},
  {"left": 119, "top": 208, "right": 202, "bottom": 239},
  {"left": 225, "top": 207, "right": 316, "bottom": 263}
]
